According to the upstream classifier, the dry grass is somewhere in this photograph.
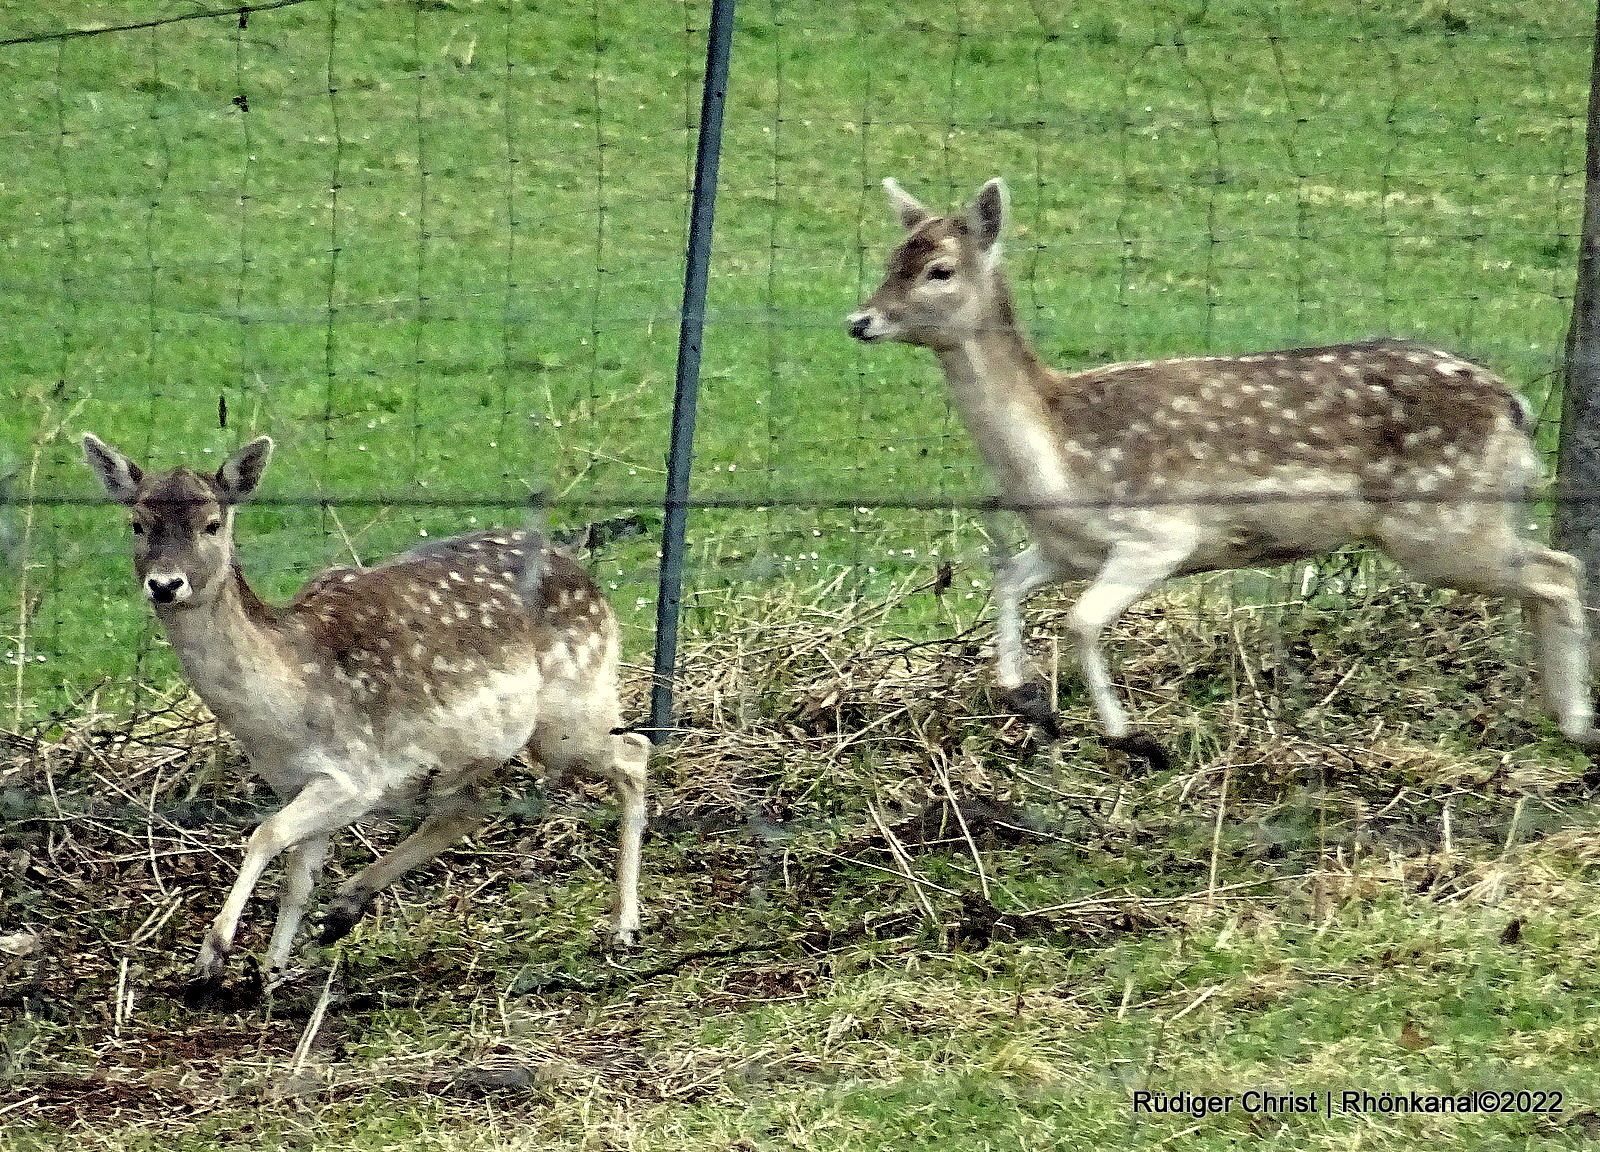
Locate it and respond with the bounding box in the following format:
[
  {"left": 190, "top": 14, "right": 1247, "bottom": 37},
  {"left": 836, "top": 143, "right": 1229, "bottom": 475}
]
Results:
[{"left": 3, "top": 574, "right": 1599, "bottom": 1148}]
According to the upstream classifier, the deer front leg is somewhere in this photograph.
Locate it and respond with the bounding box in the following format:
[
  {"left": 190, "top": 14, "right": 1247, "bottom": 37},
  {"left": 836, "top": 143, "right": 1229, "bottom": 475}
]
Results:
[
  {"left": 993, "top": 545, "right": 1063, "bottom": 735},
  {"left": 1067, "top": 538, "right": 1194, "bottom": 772},
  {"left": 188, "top": 773, "right": 375, "bottom": 1009}
]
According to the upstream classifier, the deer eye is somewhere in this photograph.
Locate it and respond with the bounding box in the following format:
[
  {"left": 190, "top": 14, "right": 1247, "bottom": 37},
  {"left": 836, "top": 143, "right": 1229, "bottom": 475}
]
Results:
[
  {"left": 204, "top": 520, "right": 222, "bottom": 536},
  {"left": 130, "top": 522, "right": 144, "bottom": 536},
  {"left": 926, "top": 264, "right": 955, "bottom": 281}
]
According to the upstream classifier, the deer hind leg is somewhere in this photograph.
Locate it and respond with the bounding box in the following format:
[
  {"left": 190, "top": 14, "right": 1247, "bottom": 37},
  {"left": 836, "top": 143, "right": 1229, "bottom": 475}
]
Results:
[
  {"left": 318, "top": 782, "right": 491, "bottom": 946},
  {"left": 1385, "top": 528, "right": 1600, "bottom": 747},
  {"left": 1491, "top": 547, "right": 1598, "bottom": 745},
  {"left": 601, "top": 732, "right": 650, "bottom": 945},
  {"left": 189, "top": 773, "right": 378, "bottom": 1007},
  {"left": 1525, "top": 549, "right": 1600, "bottom": 744},
  {"left": 531, "top": 717, "right": 649, "bottom": 946},
  {"left": 1067, "top": 538, "right": 1195, "bottom": 771},
  {"left": 993, "top": 544, "right": 1065, "bottom": 735}
]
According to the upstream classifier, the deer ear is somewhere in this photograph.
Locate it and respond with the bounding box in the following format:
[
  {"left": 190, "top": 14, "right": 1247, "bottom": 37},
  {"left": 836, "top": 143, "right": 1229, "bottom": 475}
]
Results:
[
  {"left": 82, "top": 433, "right": 143, "bottom": 504},
  {"left": 216, "top": 436, "right": 274, "bottom": 503},
  {"left": 965, "top": 177, "right": 1007, "bottom": 265},
  {"left": 883, "top": 178, "right": 930, "bottom": 231}
]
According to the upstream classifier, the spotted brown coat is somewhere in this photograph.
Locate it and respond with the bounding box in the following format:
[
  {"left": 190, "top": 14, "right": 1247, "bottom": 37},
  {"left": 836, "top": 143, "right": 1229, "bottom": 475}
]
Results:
[
  {"left": 82, "top": 434, "right": 648, "bottom": 1004},
  {"left": 849, "top": 177, "right": 1597, "bottom": 765}
]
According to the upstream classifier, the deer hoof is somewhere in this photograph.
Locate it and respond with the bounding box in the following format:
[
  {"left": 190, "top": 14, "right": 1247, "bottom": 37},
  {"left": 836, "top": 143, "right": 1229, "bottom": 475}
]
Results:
[
  {"left": 265, "top": 965, "right": 305, "bottom": 992},
  {"left": 181, "top": 973, "right": 226, "bottom": 1010},
  {"left": 317, "top": 894, "right": 373, "bottom": 945},
  {"left": 180, "top": 956, "right": 261, "bottom": 1012},
  {"left": 1105, "top": 732, "right": 1171, "bottom": 773},
  {"left": 1004, "top": 681, "right": 1062, "bottom": 739},
  {"left": 609, "top": 926, "right": 642, "bottom": 950}
]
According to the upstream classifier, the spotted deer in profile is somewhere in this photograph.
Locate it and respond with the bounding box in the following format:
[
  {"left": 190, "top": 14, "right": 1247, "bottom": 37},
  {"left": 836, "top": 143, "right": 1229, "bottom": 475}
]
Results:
[
  {"left": 83, "top": 433, "right": 649, "bottom": 1005},
  {"left": 849, "top": 177, "right": 1600, "bottom": 767}
]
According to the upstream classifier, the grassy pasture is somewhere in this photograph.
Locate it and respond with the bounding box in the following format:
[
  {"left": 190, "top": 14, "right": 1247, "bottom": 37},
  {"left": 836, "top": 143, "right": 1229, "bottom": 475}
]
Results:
[
  {"left": 4, "top": 0, "right": 1600, "bottom": 1148},
  {"left": 6, "top": 588, "right": 1600, "bottom": 1150},
  {"left": 0, "top": 0, "right": 1590, "bottom": 716}
]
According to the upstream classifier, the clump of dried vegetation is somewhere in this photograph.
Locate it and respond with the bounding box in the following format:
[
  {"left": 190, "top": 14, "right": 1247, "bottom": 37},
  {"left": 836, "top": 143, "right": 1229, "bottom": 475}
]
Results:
[{"left": 2, "top": 570, "right": 1599, "bottom": 1146}]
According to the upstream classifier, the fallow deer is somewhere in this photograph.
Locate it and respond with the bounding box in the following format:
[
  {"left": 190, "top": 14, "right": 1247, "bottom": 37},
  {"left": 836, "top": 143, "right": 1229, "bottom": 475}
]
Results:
[
  {"left": 849, "top": 177, "right": 1599, "bottom": 767},
  {"left": 83, "top": 433, "right": 649, "bottom": 1004}
]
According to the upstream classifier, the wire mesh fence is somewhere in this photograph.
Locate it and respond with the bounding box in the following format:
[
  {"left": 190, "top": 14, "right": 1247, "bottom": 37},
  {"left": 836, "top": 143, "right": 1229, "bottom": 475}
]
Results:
[{"left": 0, "top": 0, "right": 1592, "bottom": 736}]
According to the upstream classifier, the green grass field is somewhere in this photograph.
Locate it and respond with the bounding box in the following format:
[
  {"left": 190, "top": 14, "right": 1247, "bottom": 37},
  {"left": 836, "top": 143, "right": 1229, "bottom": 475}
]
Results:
[
  {"left": 0, "top": 0, "right": 1590, "bottom": 717},
  {"left": 4, "top": 1, "right": 1600, "bottom": 1148}
]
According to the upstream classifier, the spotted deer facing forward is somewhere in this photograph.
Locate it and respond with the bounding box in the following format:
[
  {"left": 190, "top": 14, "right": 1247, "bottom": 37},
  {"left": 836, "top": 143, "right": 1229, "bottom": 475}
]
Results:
[
  {"left": 82, "top": 434, "right": 648, "bottom": 1005},
  {"left": 849, "top": 177, "right": 1600, "bottom": 765}
]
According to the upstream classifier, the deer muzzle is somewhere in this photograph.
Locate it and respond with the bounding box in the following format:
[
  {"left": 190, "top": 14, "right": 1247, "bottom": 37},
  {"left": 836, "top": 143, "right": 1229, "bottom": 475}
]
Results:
[{"left": 145, "top": 572, "right": 192, "bottom": 605}]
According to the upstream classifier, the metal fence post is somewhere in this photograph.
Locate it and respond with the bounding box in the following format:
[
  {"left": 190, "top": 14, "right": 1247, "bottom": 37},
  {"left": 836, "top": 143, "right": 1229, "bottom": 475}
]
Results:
[
  {"left": 1558, "top": 0, "right": 1600, "bottom": 603},
  {"left": 647, "top": 0, "right": 738, "bottom": 742}
]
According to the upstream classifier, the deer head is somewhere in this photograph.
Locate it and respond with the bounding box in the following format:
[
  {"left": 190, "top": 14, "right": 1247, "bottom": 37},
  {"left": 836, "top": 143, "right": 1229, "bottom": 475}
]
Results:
[
  {"left": 847, "top": 177, "right": 1009, "bottom": 351},
  {"left": 82, "top": 433, "right": 273, "bottom": 609}
]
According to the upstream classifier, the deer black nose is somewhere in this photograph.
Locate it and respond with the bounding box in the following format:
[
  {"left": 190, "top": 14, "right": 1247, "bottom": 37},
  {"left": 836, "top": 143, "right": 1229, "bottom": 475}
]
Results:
[
  {"left": 849, "top": 314, "right": 873, "bottom": 340},
  {"left": 146, "top": 575, "right": 188, "bottom": 604}
]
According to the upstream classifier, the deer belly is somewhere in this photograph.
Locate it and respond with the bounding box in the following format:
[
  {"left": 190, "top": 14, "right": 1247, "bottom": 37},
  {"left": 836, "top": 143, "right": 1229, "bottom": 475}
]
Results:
[
  {"left": 1192, "top": 508, "right": 1368, "bottom": 570},
  {"left": 398, "top": 664, "right": 545, "bottom": 764}
]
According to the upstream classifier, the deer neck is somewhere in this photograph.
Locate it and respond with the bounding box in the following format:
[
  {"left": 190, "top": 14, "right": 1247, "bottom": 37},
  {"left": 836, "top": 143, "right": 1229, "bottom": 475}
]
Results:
[
  {"left": 155, "top": 565, "right": 301, "bottom": 742},
  {"left": 932, "top": 287, "right": 1074, "bottom": 505}
]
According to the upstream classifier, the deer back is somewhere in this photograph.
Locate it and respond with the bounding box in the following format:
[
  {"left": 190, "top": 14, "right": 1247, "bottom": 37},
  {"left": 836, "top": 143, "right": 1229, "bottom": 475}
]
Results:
[
  {"left": 1047, "top": 339, "right": 1532, "bottom": 502},
  {"left": 283, "top": 530, "right": 614, "bottom": 718}
]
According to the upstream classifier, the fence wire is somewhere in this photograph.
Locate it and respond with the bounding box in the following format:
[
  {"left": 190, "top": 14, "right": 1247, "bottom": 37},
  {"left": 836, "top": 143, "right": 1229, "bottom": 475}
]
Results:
[{"left": 0, "top": 0, "right": 1592, "bottom": 732}]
